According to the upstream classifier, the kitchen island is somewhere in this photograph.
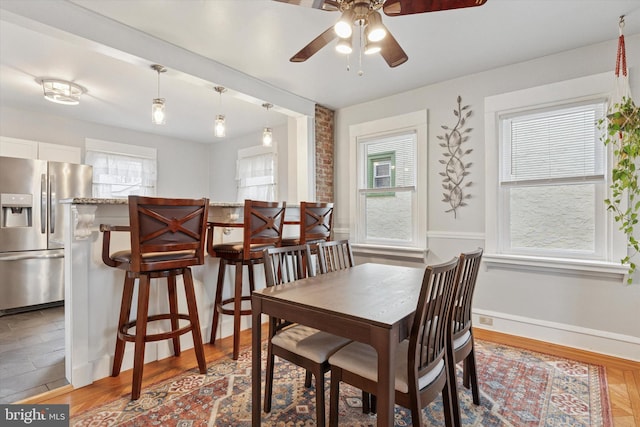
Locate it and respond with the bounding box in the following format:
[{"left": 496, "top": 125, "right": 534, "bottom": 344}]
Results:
[{"left": 60, "top": 198, "right": 299, "bottom": 388}]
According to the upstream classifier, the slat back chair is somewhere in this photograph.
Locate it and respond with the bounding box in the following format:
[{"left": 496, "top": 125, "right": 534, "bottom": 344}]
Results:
[
  {"left": 208, "top": 199, "right": 286, "bottom": 360},
  {"left": 100, "top": 196, "right": 209, "bottom": 400},
  {"left": 448, "top": 248, "right": 484, "bottom": 426},
  {"left": 328, "top": 258, "right": 460, "bottom": 427},
  {"left": 262, "top": 244, "right": 351, "bottom": 427},
  {"left": 317, "top": 239, "right": 355, "bottom": 274}
]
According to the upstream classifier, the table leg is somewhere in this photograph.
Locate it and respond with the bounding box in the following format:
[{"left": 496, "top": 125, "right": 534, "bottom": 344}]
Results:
[
  {"left": 251, "top": 296, "right": 262, "bottom": 427},
  {"left": 372, "top": 326, "right": 398, "bottom": 427}
]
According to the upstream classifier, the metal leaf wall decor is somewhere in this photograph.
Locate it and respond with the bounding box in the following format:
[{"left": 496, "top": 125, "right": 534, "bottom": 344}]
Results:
[{"left": 438, "top": 95, "right": 473, "bottom": 218}]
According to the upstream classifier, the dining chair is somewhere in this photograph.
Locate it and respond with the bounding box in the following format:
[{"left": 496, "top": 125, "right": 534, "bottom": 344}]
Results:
[
  {"left": 448, "top": 247, "right": 484, "bottom": 426},
  {"left": 100, "top": 196, "right": 209, "bottom": 399},
  {"left": 262, "top": 244, "right": 352, "bottom": 427},
  {"left": 328, "top": 257, "right": 460, "bottom": 427},
  {"left": 317, "top": 239, "right": 355, "bottom": 273},
  {"left": 208, "top": 199, "right": 286, "bottom": 360}
]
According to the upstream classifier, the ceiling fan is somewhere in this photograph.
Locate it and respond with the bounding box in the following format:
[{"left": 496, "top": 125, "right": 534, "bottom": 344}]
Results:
[{"left": 275, "top": 0, "right": 488, "bottom": 68}]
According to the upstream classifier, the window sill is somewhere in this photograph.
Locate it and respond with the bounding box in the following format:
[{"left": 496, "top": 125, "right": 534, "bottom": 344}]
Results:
[
  {"left": 483, "top": 253, "right": 629, "bottom": 282},
  {"left": 351, "top": 243, "right": 427, "bottom": 261}
]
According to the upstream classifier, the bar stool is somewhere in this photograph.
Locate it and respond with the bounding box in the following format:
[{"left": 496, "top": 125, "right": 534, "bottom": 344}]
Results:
[
  {"left": 100, "top": 196, "right": 209, "bottom": 400},
  {"left": 207, "top": 199, "right": 286, "bottom": 360},
  {"left": 281, "top": 201, "right": 334, "bottom": 247}
]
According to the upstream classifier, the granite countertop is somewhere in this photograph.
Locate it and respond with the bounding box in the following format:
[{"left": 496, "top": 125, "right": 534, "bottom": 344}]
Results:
[{"left": 61, "top": 198, "right": 264, "bottom": 207}]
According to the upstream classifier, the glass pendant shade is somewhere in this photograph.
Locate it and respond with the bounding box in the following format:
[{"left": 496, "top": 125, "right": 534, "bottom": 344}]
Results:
[
  {"left": 336, "top": 36, "right": 353, "bottom": 54},
  {"left": 152, "top": 98, "right": 166, "bottom": 125},
  {"left": 151, "top": 64, "right": 167, "bottom": 125},
  {"left": 334, "top": 9, "right": 354, "bottom": 38},
  {"left": 364, "top": 39, "right": 381, "bottom": 55},
  {"left": 262, "top": 127, "right": 273, "bottom": 147},
  {"left": 215, "top": 114, "right": 226, "bottom": 137},
  {"left": 366, "top": 12, "right": 387, "bottom": 42}
]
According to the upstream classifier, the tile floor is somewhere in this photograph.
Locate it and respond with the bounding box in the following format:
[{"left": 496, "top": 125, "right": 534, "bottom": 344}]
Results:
[{"left": 0, "top": 305, "right": 67, "bottom": 403}]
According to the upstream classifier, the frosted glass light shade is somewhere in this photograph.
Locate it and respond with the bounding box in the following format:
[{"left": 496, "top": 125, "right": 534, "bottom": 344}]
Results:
[{"left": 152, "top": 98, "right": 166, "bottom": 125}]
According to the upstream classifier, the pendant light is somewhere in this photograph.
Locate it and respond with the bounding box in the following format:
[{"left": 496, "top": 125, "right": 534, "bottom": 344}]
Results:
[
  {"left": 262, "top": 103, "right": 273, "bottom": 147},
  {"left": 151, "top": 64, "right": 167, "bottom": 125},
  {"left": 213, "top": 86, "right": 226, "bottom": 138}
]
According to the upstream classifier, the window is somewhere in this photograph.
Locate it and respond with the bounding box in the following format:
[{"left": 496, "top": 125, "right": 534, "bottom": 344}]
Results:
[
  {"left": 358, "top": 132, "right": 417, "bottom": 245},
  {"left": 485, "top": 72, "right": 627, "bottom": 274},
  {"left": 368, "top": 153, "right": 395, "bottom": 189},
  {"left": 499, "top": 101, "right": 606, "bottom": 259},
  {"left": 85, "top": 139, "right": 157, "bottom": 198},
  {"left": 236, "top": 145, "right": 277, "bottom": 201}
]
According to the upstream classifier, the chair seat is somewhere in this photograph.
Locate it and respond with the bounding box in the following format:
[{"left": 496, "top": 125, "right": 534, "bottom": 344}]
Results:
[
  {"left": 329, "top": 339, "right": 445, "bottom": 394},
  {"left": 282, "top": 237, "right": 326, "bottom": 246},
  {"left": 212, "top": 241, "right": 275, "bottom": 258},
  {"left": 111, "top": 250, "right": 198, "bottom": 265},
  {"left": 271, "top": 324, "right": 351, "bottom": 363},
  {"left": 453, "top": 329, "right": 471, "bottom": 351}
]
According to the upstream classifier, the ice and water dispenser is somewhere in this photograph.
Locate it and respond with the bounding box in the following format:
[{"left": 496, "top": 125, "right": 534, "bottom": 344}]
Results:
[{"left": 1, "top": 193, "right": 33, "bottom": 228}]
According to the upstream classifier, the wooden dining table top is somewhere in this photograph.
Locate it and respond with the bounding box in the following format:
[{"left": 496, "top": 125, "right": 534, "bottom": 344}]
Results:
[{"left": 254, "top": 262, "right": 426, "bottom": 328}]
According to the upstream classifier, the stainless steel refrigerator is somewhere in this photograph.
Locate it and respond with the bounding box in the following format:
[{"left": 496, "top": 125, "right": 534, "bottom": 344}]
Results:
[{"left": 0, "top": 156, "right": 93, "bottom": 312}]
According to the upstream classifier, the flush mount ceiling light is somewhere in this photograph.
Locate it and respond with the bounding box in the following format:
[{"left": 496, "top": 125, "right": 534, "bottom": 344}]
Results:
[
  {"left": 262, "top": 103, "right": 274, "bottom": 147},
  {"left": 38, "top": 79, "right": 86, "bottom": 105},
  {"left": 151, "top": 64, "right": 167, "bottom": 125},
  {"left": 214, "top": 86, "right": 226, "bottom": 138}
]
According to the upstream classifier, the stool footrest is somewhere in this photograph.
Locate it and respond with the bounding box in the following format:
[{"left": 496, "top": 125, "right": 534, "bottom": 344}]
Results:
[
  {"left": 119, "top": 313, "right": 194, "bottom": 343},
  {"left": 216, "top": 296, "right": 252, "bottom": 316}
]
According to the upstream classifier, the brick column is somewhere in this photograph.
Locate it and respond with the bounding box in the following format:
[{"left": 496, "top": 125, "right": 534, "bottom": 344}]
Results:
[{"left": 315, "top": 104, "right": 334, "bottom": 203}]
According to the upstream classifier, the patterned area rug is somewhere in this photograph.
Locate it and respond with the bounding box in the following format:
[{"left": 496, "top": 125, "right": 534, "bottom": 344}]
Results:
[{"left": 71, "top": 340, "right": 612, "bottom": 426}]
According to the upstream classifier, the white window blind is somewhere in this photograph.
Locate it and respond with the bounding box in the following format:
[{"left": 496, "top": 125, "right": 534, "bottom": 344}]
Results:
[{"left": 501, "top": 102, "right": 606, "bottom": 185}]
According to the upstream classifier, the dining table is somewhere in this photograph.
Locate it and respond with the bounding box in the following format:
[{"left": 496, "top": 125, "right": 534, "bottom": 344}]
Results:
[{"left": 251, "top": 262, "right": 427, "bottom": 427}]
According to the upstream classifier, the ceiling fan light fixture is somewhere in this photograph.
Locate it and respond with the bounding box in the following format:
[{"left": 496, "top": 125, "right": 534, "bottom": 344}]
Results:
[
  {"left": 366, "top": 11, "right": 387, "bottom": 42},
  {"left": 334, "top": 9, "right": 354, "bottom": 38},
  {"left": 336, "top": 36, "right": 353, "bottom": 54},
  {"left": 364, "top": 39, "right": 382, "bottom": 55},
  {"left": 39, "top": 79, "right": 86, "bottom": 105}
]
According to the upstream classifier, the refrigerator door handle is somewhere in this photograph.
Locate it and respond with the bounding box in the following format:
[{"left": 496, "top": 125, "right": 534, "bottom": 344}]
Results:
[
  {"left": 41, "top": 173, "right": 47, "bottom": 234},
  {"left": 0, "top": 251, "right": 64, "bottom": 261},
  {"left": 49, "top": 174, "right": 56, "bottom": 234}
]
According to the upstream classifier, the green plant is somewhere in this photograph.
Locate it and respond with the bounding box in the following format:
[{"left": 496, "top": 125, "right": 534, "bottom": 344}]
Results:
[{"left": 601, "top": 96, "right": 640, "bottom": 283}]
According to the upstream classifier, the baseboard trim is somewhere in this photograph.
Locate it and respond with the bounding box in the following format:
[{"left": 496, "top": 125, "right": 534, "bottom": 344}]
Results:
[{"left": 473, "top": 308, "right": 640, "bottom": 362}]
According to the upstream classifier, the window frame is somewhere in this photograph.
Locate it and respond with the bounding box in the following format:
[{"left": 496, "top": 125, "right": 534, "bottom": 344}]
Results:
[
  {"left": 484, "top": 72, "right": 627, "bottom": 278},
  {"left": 85, "top": 138, "right": 157, "bottom": 198},
  {"left": 348, "top": 110, "right": 427, "bottom": 257},
  {"left": 498, "top": 100, "right": 608, "bottom": 260}
]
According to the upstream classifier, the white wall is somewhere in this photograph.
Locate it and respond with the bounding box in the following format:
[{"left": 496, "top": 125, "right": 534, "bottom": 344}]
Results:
[
  {"left": 336, "top": 34, "right": 640, "bottom": 360},
  {"left": 0, "top": 106, "right": 210, "bottom": 199}
]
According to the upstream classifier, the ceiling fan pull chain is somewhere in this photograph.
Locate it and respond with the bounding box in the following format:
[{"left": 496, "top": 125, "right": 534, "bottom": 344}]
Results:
[{"left": 358, "top": 24, "right": 364, "bottom": 76}]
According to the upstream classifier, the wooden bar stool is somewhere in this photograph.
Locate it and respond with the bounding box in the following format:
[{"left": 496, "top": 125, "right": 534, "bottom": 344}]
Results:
[
  {"left": 100, "top": 196, "right": 209, "bottom": 400},
  {"left": 207, "top": 199, "right": 286, "bottom": 360},
  {"left": 281, "top": 201, "right": 334, "bottom": 247}
]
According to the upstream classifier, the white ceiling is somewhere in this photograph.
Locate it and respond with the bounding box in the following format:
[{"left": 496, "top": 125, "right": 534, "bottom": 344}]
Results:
[{"left": 1, "top": 0, "right": 639, "bottom": 145}]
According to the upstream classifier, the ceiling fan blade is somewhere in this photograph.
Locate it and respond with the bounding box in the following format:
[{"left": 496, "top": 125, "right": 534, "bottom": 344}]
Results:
[
  {"left": 379, "top": 32, "right": 408, "bottom": 68},
  {"left": 273, "top": 0, "right": 340, "bottom": 11},
  {"left": 383, "top": 0, "right": 487, "bottom": 16},
  {"left": 290, "top": 27, "right": 337, "bottom": 62}
]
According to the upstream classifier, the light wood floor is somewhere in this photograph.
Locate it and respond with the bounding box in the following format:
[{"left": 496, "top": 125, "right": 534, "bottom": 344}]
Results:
[{"left": 20, "top": 326, "right": 640, "bottom": 426}]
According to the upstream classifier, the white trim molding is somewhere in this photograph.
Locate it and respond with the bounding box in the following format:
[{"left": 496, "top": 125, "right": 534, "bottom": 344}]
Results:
[{"left": 473, "top": 308, "right": 640, "bottom": 362}]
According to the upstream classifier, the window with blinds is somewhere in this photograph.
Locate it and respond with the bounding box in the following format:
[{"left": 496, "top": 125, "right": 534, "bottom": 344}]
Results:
[{"left": 498, "top": 100, "right": 607, "bottom": 258}]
